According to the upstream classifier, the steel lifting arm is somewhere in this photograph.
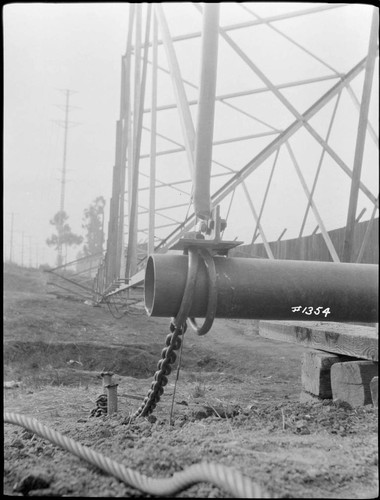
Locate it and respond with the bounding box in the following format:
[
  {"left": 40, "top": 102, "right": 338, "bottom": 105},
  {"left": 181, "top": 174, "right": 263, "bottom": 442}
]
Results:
[{"left": 193, "top": 3, "right": 220, "bottom": 221}]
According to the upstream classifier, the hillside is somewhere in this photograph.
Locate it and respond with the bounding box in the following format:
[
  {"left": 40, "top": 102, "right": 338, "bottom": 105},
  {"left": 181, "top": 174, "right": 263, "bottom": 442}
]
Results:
[{"left": 3, "top": 262, "right": 378, "bottom": 498}]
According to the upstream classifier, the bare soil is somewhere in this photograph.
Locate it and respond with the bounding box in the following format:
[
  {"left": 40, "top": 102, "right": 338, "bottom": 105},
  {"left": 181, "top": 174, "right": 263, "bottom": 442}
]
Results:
[{"left": 3, "top": 263, "right": 378, "bottom": 498}]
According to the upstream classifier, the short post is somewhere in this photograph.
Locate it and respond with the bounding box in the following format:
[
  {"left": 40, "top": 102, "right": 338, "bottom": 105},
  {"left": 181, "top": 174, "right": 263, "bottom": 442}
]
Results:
[
  {"left": 101, "top": 371, "right": 118, "bottom": 415},
  {"left": 370, "top": 376, "right": 378, "bottom": 408}
]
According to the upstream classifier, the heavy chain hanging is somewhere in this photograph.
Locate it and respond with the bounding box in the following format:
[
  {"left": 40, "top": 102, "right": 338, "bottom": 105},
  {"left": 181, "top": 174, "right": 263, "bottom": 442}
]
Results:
[
  {"left": 125, "top": 321, "right": 187, "bottom": 422},
  {"left": 125, "top": 247, "right": 217, "bottom": 423}
]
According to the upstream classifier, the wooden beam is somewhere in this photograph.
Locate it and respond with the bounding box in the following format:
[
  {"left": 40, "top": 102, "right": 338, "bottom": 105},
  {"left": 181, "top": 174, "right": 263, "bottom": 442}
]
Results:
[
  {"left": 370, "top": 376, "right": 378, "bottom": 407},
  {"left": 331, "top": 361, "right": 378, "bottom": 407},
  {"left": 259, "top": 321, "right": 378, "bottom": 361},
  {"left": 301, "top": 350, "right": 356, "bottom": 399}
]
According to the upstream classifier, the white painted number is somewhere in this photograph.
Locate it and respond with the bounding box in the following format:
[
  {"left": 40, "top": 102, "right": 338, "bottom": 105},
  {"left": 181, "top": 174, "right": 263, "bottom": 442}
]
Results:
[
  {"left": 291, "top": 306, "right": 302, "bottom": 312},
  {"left": 322, "top": 307, "right": 331, "bottom": 317},
  {"left": 291, "top": 306, "right": 331, "bottom": 317}
]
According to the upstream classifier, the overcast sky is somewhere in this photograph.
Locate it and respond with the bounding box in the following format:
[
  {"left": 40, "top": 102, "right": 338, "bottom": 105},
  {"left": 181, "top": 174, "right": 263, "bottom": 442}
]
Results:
[{"left": 3, "top": 3, "right": 379, "bottom": 267}]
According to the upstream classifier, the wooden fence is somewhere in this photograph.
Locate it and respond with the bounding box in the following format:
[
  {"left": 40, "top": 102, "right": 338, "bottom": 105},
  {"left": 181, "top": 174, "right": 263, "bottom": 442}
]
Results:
[{"left": 230, "top": 218, "right": 378, "bottom": 264}]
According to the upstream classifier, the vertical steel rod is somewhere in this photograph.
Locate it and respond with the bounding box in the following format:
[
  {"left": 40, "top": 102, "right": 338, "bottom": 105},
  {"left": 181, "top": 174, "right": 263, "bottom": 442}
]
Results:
[
  {"left": 125, "top": 5, "right": 152, "bottom": 279},
  {"left": 126, "top": 4, "right": 142, "bottom": 279},
  {"left": 342, "top": 7, "right": 379, "bottom": 262},
  {"left": 118, "top": 6, "right": 135, "bottom": 278},
  {"left": 193, "top": 3, "right": 220, "bottom": 220},
  {"left": 148, "top": 9, "right": 158, "bottom": 256}
]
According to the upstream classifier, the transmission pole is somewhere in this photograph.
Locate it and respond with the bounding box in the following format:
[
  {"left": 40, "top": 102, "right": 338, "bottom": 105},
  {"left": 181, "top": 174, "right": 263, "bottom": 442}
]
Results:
[
  {"left": 28, "top": 236, "right": 33, "bottom": 268},
  {"left": 9, "top": 212, "right": 14, "bottom": 263},
  {"left": 56, "top": 88, "right": 77, "bottom": 267},
  {"left": 21, "top": 232, "right": 25, "bottom": 267}
]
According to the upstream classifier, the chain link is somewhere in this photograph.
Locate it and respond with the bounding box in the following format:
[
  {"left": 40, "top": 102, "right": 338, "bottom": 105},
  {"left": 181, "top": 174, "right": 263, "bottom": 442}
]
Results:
[
  {"left": 124, "top": 321, "right": 187, "bottom": 422},
  {"left": 125, "top": 247, "right": 217, "bottom": 423}
]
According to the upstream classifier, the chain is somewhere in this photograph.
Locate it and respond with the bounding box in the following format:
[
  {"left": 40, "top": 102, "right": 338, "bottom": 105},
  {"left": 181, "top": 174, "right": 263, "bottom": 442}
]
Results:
[
  {"left": 125, "top": 247, "right": 217, "bottom": 423},
  {"left": 124, "top": 321, "right": 187, "bottom": 423}
]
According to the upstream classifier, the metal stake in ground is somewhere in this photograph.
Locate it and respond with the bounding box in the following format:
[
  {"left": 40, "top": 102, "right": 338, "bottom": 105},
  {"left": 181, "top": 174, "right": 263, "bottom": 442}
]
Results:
[{"left": 101, "top": 371, "right": 118, "bottom": 415}]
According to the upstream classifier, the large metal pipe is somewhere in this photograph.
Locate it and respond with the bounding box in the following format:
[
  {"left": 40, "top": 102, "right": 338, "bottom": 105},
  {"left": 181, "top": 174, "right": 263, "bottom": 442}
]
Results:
[{"left": 145, "top": 254, "right": 378, "bottom": 323}]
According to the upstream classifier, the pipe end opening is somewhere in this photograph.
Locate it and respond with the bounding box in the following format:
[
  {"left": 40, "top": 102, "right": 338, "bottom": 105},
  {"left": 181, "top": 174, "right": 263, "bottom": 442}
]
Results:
[{"left": 144, "top": 256, "right": 155, "bottom": 316}]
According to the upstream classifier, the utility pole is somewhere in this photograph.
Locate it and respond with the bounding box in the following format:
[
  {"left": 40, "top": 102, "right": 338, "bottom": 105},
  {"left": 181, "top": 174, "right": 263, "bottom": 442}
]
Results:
[
  {"left": 28, "top": 236, "right": 33, "bottom": 268},
  {"left": 21, "top": 232, "right": 25, "bottom": 267},
  {"left": 35, "top": 243, "right": 39, "bottom": 269},
  {"left": 56, "top": 88, "right": 78, "bottom": 267},
  {"left": 9, "top": 213, "right": 14, "bottom": 263}
]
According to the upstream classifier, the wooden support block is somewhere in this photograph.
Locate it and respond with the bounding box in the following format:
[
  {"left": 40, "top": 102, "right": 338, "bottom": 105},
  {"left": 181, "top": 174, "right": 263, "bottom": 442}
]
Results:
[
  {"left": 331, "top": 361, "right": 378, "bottom": 407},
  {"left": 301, "top": 350, "right": 356, "bottom": 399},
  {"left": 259, "top": 321, "right": 378, "bottom": 361},
  {"left": 370, "top": 377, "right": 378, "bottom": 408},
  {"left": 299, "top": 390, "right": 324, "bottom": 404}
]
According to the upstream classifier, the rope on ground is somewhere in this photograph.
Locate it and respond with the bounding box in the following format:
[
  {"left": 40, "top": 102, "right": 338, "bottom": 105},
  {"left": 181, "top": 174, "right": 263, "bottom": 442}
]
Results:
[{"left": 4, "top": 412, "right": 268, "bottom": 498}]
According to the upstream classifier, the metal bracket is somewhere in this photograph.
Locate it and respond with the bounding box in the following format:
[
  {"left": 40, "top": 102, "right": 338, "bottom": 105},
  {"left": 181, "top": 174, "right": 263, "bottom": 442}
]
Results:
[{"left": 170, "top": 206, "right": 243, "bottom": 255}]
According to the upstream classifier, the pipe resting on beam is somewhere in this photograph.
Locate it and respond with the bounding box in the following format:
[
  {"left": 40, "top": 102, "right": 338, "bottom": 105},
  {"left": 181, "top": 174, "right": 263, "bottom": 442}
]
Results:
[{"left": 145, "top": 254, "right": 378, "bottom": 323}]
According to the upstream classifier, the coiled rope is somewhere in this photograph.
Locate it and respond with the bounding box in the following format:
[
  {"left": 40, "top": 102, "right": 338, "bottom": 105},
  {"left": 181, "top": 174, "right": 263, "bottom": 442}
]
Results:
[{"left": 4, "top": 412, "right": 267, "bottom": 497}]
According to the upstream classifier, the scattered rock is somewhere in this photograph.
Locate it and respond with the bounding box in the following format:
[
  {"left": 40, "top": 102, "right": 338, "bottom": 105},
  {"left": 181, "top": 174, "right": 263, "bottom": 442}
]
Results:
[
  {"left": 13, "top": 469, "right": 52, "bottom": 495},
  {"left": 21, "top": 430, "right": 35, "bottom": 440},
  {"left": 4, "top": 381, "right": 20, "bottom": 389},
  {"left": 67, "top": 359, "right": 83, "bottom": 366},
  {"left": 10, "top": 438, "right": 24, "bottom": 449},
  {"left": 28, "top": 488, "right": 56, "bottom": 497}
]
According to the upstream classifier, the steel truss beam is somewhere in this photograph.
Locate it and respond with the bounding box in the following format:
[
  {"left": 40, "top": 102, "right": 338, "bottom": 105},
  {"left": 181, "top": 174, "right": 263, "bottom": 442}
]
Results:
[
  {"left": 125, "top": 4, "right": 151, "bottom": 279},
  {"left": 135, "top": 4, "right": 347, "bottom": 50},
  {"left": 342, "top": 8, "right": 379, "bottom": 262},
  {"left": 153, "top": 51, "right": 378, "bottom": 256},
  {"left": 102, "top": 4, "right": 378, "bottom": 293},
  {"left": 155, "top": 4, "right": 195, "bottom": 179}
]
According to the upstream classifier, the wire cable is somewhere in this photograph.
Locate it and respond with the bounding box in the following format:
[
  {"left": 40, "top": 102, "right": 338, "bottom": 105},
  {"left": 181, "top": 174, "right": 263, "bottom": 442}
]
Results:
[{"left": 4, "top": 412, "right": 268, "bottom": 498}]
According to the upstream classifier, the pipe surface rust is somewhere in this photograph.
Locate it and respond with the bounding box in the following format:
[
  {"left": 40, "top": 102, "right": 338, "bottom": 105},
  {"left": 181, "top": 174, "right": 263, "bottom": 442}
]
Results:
[{"left": 144, "top": 254, "right": 378, "bottom": 323}]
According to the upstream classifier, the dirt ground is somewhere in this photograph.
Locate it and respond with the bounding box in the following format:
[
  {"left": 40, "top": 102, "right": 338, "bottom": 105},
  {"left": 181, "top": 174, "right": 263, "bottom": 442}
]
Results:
[{"left": 3, "top": 263, "right": 378, "bottom": 498}]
